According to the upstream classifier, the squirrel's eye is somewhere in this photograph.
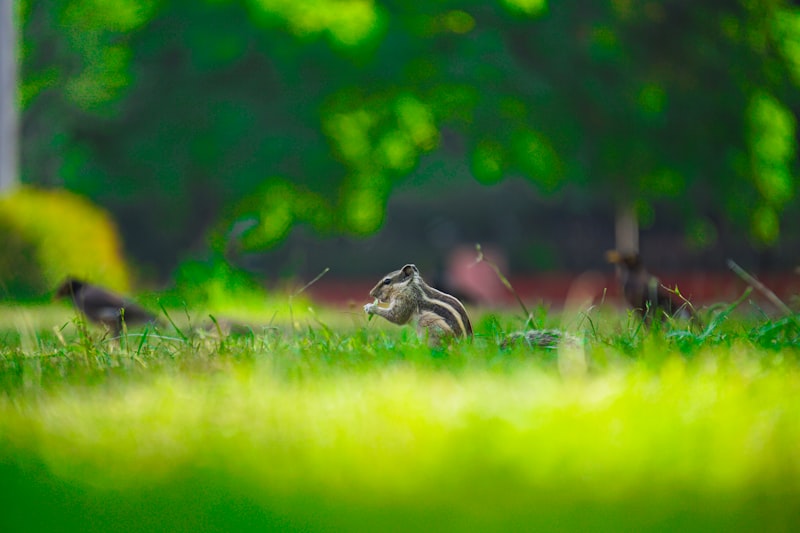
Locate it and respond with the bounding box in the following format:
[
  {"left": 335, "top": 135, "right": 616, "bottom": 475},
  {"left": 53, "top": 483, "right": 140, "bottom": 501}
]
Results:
[{"left": 383, "top": 278, "right": 391, "bottom": 285}]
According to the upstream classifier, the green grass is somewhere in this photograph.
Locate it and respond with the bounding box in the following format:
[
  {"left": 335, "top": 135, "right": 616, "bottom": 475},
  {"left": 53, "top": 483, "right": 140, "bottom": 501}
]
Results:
[{"left": 1, "top": 300, "right": 800, "bottom": 532}]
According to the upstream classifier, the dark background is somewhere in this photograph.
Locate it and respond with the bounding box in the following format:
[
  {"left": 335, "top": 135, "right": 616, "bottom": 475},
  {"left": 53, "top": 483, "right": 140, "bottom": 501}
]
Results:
[{"left": 8, "top": 0, "right": 800, "bottom": 294}]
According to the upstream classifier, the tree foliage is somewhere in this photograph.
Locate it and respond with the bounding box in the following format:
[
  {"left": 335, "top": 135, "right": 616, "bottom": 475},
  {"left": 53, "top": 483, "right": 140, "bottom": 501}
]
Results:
[{"left": 17, "top": 0, "right": 800, "bottom": 274}]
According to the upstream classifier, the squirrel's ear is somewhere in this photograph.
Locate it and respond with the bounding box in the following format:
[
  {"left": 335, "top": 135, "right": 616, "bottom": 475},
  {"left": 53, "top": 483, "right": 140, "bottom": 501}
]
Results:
[{"left": 401, "top": 264, "right": 417, "bottom": 278}]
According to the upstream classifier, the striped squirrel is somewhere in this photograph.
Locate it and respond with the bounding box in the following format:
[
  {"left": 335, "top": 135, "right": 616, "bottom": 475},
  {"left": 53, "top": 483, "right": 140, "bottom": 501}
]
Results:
[{"left": 363, "top": 264, "right": 472, "bottom": 343}]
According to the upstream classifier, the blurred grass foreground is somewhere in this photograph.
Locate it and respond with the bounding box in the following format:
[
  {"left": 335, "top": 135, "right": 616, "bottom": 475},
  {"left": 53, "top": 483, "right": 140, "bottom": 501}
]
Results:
[{"left": 1, "top": 318, "right": 800, "bottom": 532}]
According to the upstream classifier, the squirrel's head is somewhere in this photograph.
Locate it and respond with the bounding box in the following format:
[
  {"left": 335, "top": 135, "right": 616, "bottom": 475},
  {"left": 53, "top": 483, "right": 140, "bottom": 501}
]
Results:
[{"left": 369, "top": 264, "right": 419, "bottom": 301}]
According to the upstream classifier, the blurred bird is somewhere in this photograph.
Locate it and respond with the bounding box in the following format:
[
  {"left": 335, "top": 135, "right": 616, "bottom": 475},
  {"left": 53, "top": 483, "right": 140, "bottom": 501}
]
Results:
[
  {"left": 55, "top": 278, "right": 158, "bottom": 336},
  {"left": 605, "top": 250, "right": 696, "bottom": 322}
]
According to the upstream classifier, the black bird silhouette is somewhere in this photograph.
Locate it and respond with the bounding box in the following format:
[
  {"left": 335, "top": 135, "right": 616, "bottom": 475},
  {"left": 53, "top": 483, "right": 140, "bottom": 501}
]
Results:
[
  {"left": 605, "top": 250, "right": 695, "bottom": 322},
  {"left": 55, "top": 278, "right": 157, "bottom": 336}
]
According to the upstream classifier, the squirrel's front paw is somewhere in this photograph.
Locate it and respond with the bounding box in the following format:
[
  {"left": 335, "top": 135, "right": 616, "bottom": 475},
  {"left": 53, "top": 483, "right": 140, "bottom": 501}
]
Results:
[{"left": 363, "top": 302, "right": 376, "bottom": 315}]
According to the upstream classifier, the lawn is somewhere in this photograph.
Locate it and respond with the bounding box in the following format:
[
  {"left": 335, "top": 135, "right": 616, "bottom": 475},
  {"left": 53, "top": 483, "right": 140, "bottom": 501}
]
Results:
[{"left": 1, "top": 299, "right": 799, "bottom": 532}]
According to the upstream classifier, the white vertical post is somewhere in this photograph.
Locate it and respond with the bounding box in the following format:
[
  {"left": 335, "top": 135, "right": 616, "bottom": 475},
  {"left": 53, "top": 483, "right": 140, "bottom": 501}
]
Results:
[{"left": 0, "top": 0, "right": 19, "bottom": 194}]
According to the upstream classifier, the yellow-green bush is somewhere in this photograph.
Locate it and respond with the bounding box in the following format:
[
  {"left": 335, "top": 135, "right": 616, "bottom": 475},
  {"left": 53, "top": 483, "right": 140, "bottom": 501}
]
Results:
[{"left": 0, "top": 187, "right": 130, "bottom": 300}]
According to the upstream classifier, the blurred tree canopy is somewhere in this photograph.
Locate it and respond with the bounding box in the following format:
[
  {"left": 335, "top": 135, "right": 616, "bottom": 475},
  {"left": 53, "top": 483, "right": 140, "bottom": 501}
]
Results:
[{"left": 16, "top": 0, "right": 800, "bottom": 277}]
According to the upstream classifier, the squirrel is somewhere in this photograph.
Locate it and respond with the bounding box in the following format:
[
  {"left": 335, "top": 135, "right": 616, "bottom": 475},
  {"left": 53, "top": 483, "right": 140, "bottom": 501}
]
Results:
[{"left": 363, "top": 263, "right": 473, "bottom": 343}]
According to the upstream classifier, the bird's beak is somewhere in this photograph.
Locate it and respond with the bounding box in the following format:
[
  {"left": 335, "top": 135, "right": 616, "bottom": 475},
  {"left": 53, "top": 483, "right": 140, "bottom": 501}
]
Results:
[{"left": 605, "top": 250, "right": 622, "bottom": 264}]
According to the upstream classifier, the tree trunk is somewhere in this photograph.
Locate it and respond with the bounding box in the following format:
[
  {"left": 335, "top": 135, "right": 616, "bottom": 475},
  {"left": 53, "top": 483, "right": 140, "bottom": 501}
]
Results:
[
  {"left": 0, "top": 0, "right": 19, "bottom": 195},
  {"left": 615, "top": 204, "right": 639, "bottom": 254}
]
